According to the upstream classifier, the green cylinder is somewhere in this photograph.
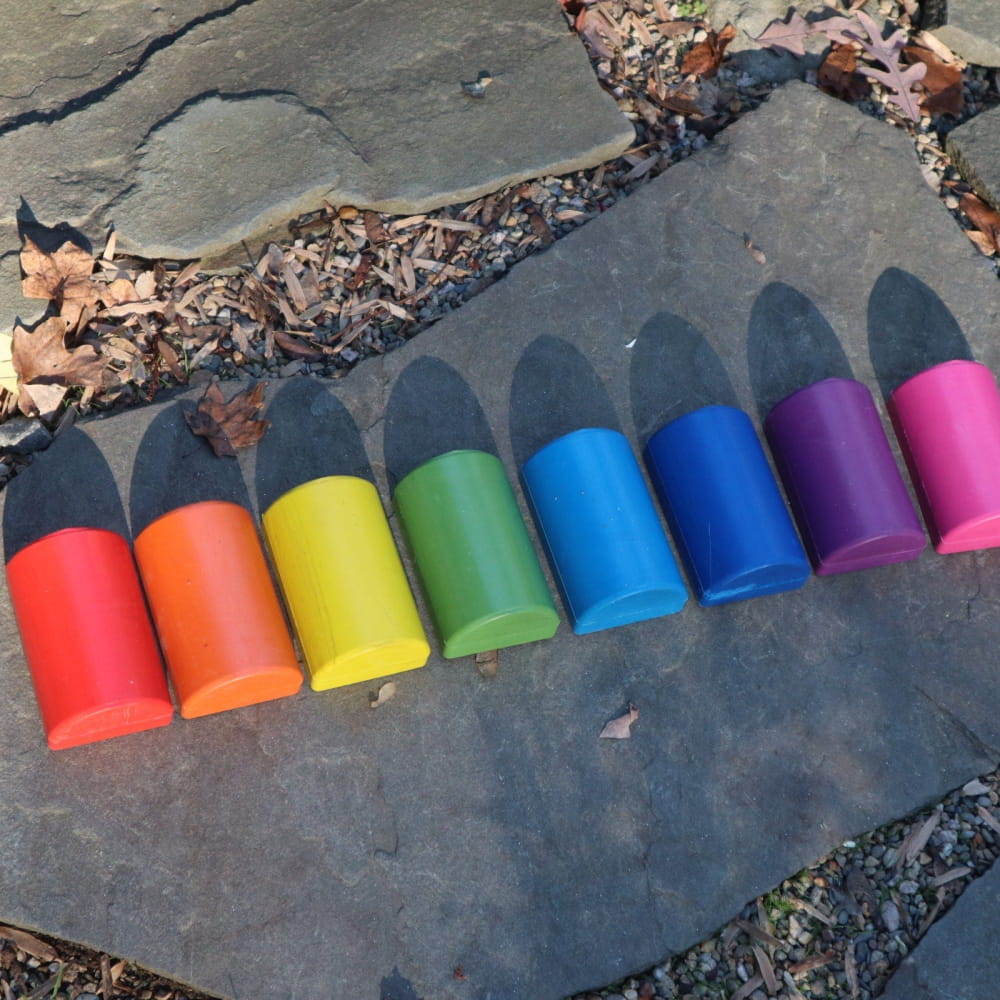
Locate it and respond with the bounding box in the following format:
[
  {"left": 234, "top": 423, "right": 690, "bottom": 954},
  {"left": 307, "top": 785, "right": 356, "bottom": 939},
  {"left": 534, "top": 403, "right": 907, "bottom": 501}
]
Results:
[{"left": 394, "top": 450, "right": 559, "bottom": 658}]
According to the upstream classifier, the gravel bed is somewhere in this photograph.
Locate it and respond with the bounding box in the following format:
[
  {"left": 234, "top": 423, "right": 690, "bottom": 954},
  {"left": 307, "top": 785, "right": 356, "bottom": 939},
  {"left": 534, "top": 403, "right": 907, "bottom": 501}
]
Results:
[{"left": 1, "top": 3, "right": 999, "bottom": 999}]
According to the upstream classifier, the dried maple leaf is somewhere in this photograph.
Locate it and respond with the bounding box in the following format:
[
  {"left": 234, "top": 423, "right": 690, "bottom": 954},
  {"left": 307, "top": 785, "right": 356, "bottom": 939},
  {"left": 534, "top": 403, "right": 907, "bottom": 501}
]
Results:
[
  {"left": 681, "top": 23, "right": 735, "bottom": 78},
  {"left": 20, "top": 236, "right": 99, "bottom": 308},
  {"left": 12, "top": 316, "right": 111, "bottom": 390},
  {"left": 903, "top": 44, "right": 964, "bottom": 116},
  {"left": 599, "top": 702, "right": 639, "bottom": 739},
  {"left": 183, "top": 380, "right": 269, "bottom": 457},
  {"left": 845, "top": 11, "right": 926, "bottom": 122}
]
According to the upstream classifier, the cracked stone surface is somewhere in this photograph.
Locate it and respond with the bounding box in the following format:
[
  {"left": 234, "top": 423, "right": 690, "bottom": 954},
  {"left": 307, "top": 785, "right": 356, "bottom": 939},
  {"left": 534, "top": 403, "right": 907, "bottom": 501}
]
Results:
[
  {"left": 2, "top": 82, "right": 1000, "bottom": 1000},
  {"left": 947, "top": 104, "right": 1000, "bottom": 211},
  {"left": 926, "top": 0, "right": 1000, "bottom": 67},
  {"left": 0, "top": 0, "right": 632, "bottom": 328}
]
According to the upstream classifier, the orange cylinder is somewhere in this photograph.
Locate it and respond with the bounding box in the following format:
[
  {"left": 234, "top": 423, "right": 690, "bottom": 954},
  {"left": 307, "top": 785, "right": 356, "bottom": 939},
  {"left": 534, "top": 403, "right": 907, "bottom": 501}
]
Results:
[{"left": 133, "top": 501, "right": 302, "bottom": 718}]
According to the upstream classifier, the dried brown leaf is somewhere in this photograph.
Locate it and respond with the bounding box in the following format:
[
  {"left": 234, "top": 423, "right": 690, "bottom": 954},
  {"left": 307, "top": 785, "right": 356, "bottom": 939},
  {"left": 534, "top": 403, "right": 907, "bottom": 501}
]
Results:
[
  {"left": 898, "top": 811, "right": 941, "bottom": 868},
  {"left": 20, "top": 237, "right": 99, "bottom": 308},
  {"left": 846, "top": 11, "right": 926, "bottom": 123},
  {"left": 475, "top": 649, "right": 499, "bottom": 678},
  {"left": 184, "top": 380, "right": 269, "bottom": 457},
  {"left": 734, "top": 919, "right": 783, "bottom": 950},
  {"left": 787, "top": 950, "right": 835, "bottom": 975},
  {"left": 960, "top": 193, "right": 1000, "bottom": 253},
  {"left": 273, "top": 329, "right": 330, "bottom": 361},
  {"left": 680, "top": 22, "right": 735, "bottom": 78},
  {"left": 845, "top": 943, "right": 859, "bottom": 1000},
  {"left": 904, "top": 44, "right": 963, "bottom": 116},
  {"left": 977, "top": 804, "right": 1000, "bottom": 837},
  {"left": 0, "top": 924, "right": 59, "bottom": 961},
  {"left": 730, "top": 974, "right": 764, "bottom": 1000},
  {"left": 930, "top": 865, "right": 973, "bottom": 887},
  {"left": 599, "top": 702, "right": 638, "bottom": 739},
  {"left": 753, "top": 944, "right": 778, "bottom": 994},
  {"left": 364, "top": 210, "right": 390, "bottom": 246},
  {"left": 817, "top": 43, "right": 869, "bottom": 102},
  {"left": 13, "top": 316, "right": 111, "bottom": 389}
]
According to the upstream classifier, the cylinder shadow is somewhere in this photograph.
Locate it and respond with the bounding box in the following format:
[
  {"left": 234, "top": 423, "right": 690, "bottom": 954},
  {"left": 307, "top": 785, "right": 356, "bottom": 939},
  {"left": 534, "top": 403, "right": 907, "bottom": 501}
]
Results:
[
  {"left": 867, "top": 267, "right": 974, "bottom": 402},
  {"left": 3, "top": 427, "right": 128, "bottom": 561},
  {"left": 129, "top": 401, "right": 253, "bottom": 538},
  {"left": 254, "top": 377, "right": 373, "bottom": 515},
  {"left": 747, "top": 282, "right": 853, "bottom": 422},
  {"left": 382, "top": 356, "right": 497, "bottom": 490},
  {"left": 509, "top": 334, "right": 621, "bottom": 468},
  {"left": 629, "top": 312, "right": 739, "bottom": 445}
]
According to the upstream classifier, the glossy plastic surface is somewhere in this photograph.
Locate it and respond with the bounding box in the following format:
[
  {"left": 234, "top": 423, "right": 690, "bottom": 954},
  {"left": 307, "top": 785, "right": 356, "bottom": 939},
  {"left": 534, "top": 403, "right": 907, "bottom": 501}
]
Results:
[
  {"left": 522, "top": 428, "right": 687, "bottom": 633},
  {"left": 263, "top": 476, "right": 430, "bottom": 690},
  {"left": 644, "top": 405, "right": 810, "bottom": 606},
  {"left": 134, "top": 501, "right": 302, "bottom": 718},
  {"left": 6, "top": 527, "right": 173, "bottom": 750},
  {"left": 394, "top": 450, "right": 558, "bottom": 657},
  {"left": 889, "top": 360, "right": 1000, "bottom": 554},
  {"left": 766, "top": 378, "right": 925, "bottom": 574}
]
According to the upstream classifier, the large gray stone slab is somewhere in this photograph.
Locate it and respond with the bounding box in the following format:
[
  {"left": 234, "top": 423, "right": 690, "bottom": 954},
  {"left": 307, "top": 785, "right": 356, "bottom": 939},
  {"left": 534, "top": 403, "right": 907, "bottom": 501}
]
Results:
[
  {"left": 926, "top": 0, "right": 1000, "bottom": 67},
  {"left": 0, "top": 0, "right": 632, "bottom": 325},
  {"left": 881, "top": 861, "right": 1000, "bottom": 999},
  {"left": 2, "top": 81, "right": 1000, "bottom": 1000},
  {"left": 947, "top": 105, "right": 1000, "bottom": 211}
]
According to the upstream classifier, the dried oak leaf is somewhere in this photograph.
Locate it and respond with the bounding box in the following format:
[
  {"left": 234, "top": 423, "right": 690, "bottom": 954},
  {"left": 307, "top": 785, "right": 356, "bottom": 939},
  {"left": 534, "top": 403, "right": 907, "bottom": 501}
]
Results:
[
  {"left": 599, "top": 702, "right": 639, "bottom": 739},
  {"left": 845, "top": 11, "right": 926, "bottom": 123},
  {"left": 184, "top": 380, "right": 269, "bottom": 457},
  {"left": 755, "top": 11, "right": 855, "bottom": 56},
  {"left": 20, "top": 236, "right": 99, "bottom": 310},
  {"left": 681, "top": 23, "right": 736, "bottom": 78},
  {"left": 903, "top": 44, "right": 963, "bottom": 117}
]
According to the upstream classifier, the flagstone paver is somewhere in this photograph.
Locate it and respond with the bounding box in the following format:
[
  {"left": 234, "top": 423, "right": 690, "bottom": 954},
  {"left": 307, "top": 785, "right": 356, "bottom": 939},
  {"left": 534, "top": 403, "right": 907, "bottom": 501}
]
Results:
[
  {"left": 2, "top": 81, "right": 1000, "bottom": 1000},
  {"left": 0, "top": 0, "right": 633, "bottom": 331},
  {"left": 947, "top": 104, "right": 1000, "bottom": 210},
  {"left": 925, "top": 0, "right": 1000, "bottom": 67}
]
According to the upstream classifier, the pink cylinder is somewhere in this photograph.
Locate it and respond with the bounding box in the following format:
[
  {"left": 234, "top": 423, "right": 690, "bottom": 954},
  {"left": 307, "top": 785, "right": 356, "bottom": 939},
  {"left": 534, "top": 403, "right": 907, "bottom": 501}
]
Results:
[{"left": 889, "top": 360, "right": 1000, "bottom": 554}]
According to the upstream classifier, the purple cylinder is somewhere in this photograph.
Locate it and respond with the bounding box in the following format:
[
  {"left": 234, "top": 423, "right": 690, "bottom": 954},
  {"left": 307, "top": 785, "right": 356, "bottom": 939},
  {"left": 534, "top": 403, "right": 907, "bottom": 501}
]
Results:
[{"left": 765, "top": 378, "right": 925, "bottom": 575}]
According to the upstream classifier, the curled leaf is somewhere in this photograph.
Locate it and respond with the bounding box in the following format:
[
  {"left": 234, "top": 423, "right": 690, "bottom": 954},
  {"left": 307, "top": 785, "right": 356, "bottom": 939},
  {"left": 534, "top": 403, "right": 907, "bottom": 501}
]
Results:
[
  {"left": 183, "top": 380, "right": 269, "bottom": 457},
  {"left": 600, "top": 702, "right": 639, "bottom": 739},
  {"left": 369, "top": 681, "right": 398, "bottom": 708}
]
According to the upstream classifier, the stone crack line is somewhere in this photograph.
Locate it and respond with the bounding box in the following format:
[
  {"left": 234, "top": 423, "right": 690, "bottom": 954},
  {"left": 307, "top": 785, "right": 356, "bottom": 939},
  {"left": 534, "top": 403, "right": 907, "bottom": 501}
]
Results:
[
  {"left": 914, "top": 684, "right": 1000, "bottom": 763},
  {"left": 0, "top": 0, "right": 265, "bottom": 139}
]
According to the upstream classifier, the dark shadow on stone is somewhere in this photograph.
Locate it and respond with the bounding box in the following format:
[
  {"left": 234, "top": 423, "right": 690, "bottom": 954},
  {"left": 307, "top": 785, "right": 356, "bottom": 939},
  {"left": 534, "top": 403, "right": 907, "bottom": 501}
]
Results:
[
  {"left": 509, "top": 334, "right": 621, "bottom": 468},
  {"left": 255, "top": 377, "right": 372, "bottom": 515},
  {"left": 16, "top": 198, "right": 93, "bottom": 255},
  {"left": 379, "top": 967, "right": 420, "bottom": 1000},
  {"left": 629, "top": 312, "right": 739, "bottom": 445},
  {"left": 383, "top": 356, "right": 496, "bottom": 490},
  {"left": 867, "top": 267, "right": 973, "bottom": 402},
  {"left": 129, "top": 401, "right": 252, "bottom": 537},
  {"left": 3, "top": 427, "right": 127, "bottom": 561},
  {"left": 748, "top": 282, "right": 853, "bottom": 421}
]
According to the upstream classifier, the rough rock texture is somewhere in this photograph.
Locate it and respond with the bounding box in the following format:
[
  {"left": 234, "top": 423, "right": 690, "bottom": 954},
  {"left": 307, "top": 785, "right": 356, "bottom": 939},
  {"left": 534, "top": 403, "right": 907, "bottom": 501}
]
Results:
[
  {"left": 926, "top": 0, "right": 1000, "bottom": 67},
  {"left": 881, "top": 861, "right": 1000, "bottom": 1000},
  {"left": 0, "top": 0, "right": 633, "bottom": 325},
  {"left": 1, "top": 82, "right": 1000, "bottom": 1000},
  {"left": 947, "top": 104, "right": 1000, "bottom": 210}
]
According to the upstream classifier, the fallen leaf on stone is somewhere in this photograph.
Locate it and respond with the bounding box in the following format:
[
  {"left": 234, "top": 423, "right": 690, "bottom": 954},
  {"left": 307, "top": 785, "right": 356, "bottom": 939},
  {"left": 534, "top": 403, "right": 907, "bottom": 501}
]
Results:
[
  {"left": 20, "top": 237, "right": 99, "bottom": 311},
  {"left": 364, "top": 211, "right": 391, "bottom": 247},
  {"left": 0, "top": 925, "right": 58, "bottom": 962},
  {"left": 475, "top": 649, "right": 499, "bottom": 678},
  {"left": 960, "top": 193, "right": 1000, "bottom": 254},
  {"left": 273, "top": 329, "right": 331, "bottom": 361},
  {"left": 897, "top": 810, "right": 940, "bottom": 868},
  {"left": 599, "top": 702, "right": 638, "bottom": 739},
  {"left": 743, "top": 234, "right": 766, "bottom": 265},
  {"left": 846, "top": 11, "right": 926, "bottom": 123},
  {"left": 183, "top": 380, "right": 269, "bottom": 457},
  {"left": 904, "top": 44, "right": 963, "bottom": 116},
  {"left": 12, "top": 316, "right": 111, "bottom": 395},
  {"left": 680, "top": 23, "right": 735, "bottom": 78},
  {"left": 575, "top": 7, "right": 621, "bottom": 61},
  {"left": 755, "top": 11, "right": 854, "bottom": 56},
  {"left": 369, "top": 681, "right": 397, "bottom": 708}
]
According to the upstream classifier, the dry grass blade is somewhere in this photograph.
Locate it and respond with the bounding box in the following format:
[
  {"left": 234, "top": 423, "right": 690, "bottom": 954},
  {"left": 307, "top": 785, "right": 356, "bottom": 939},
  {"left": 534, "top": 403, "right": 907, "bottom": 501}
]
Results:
[
  {"left": 789, "top": 897, "right": 834, "bottom": 927},
  {"left": 0, "top": 925, "right": 58, "bottom": 961},
  {"left": 930, "top": 865, "right": 973, "bottom": 887},
  {"left": 845, "top": 943, "right": 859, "bottom": 1000},
  {"left": 787, "top": 950, "right": 835, "bottom": 976},
  {"left": 99, "top": 953, "right": 113, "bottom": 998},
  {"left": 977, "top": 804, "right": 1000, "bottom": 837}
]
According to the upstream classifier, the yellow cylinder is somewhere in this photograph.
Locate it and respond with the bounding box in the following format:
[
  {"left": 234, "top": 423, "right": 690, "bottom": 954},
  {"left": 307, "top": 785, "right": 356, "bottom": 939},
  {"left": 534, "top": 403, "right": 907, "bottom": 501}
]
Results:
[{"left": 262, "top": 476, "right": 430, "bottom": 690}]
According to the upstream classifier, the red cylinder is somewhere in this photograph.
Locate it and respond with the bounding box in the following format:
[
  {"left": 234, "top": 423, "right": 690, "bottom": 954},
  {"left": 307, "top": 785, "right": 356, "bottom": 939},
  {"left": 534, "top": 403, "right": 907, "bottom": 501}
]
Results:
[
  {"left": 6, "top": 527, "right": 174, "bottom": 750},
  {"left": 133, "top": 501, "right": 302, "bottom": 718}
]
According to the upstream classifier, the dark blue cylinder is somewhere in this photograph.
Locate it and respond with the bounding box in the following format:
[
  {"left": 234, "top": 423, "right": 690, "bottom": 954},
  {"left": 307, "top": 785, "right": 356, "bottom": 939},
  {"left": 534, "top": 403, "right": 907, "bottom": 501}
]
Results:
[
  {"left": 643, "top": 405, "right": 810, "bottom": 606},
  {"left": 522, "top": 428, "right": 687, "bottom": 634}
]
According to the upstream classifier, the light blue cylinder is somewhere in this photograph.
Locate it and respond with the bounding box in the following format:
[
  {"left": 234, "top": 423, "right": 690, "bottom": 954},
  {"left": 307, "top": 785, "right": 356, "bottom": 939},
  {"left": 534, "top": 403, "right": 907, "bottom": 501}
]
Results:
[
  {"left": 644, "top": 406, "right": 810, "bottom": 606},
  {"left": 522, "top": 428, "right": 688, "bottom": 634}
]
